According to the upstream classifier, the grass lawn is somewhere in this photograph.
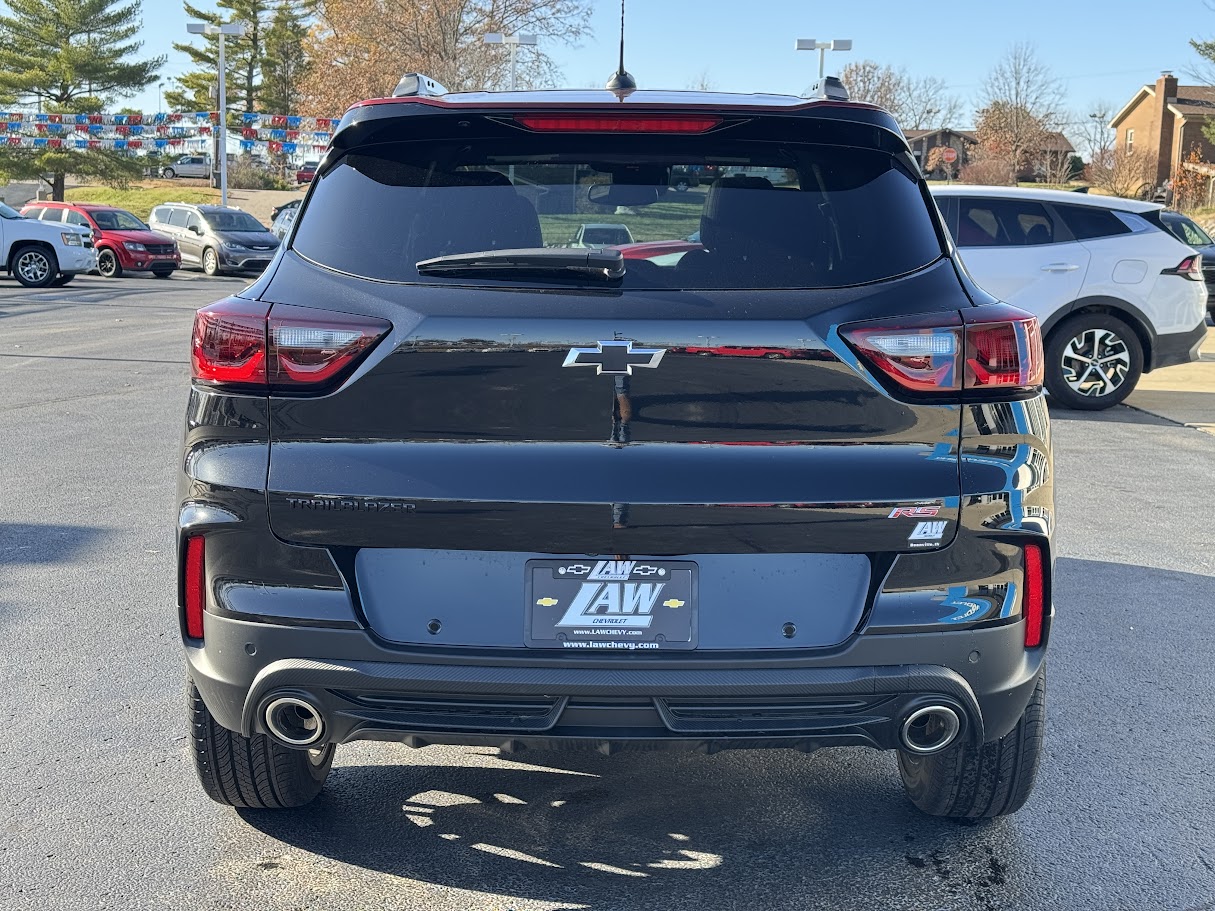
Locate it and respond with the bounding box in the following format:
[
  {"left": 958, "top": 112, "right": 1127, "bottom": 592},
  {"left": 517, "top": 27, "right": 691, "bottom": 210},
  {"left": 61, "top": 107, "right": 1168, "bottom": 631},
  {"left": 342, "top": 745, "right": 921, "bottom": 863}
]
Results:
[
  {"left": 64, "top": 185, "right": 219, "bottom": 220},
  {"left": 539, "top": 196, "right": 705, "bottom": 246}
]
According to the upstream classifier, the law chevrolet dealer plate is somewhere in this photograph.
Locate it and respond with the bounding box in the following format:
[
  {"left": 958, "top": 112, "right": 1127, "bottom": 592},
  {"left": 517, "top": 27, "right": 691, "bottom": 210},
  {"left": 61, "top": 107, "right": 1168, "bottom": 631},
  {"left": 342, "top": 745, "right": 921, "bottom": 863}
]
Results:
[{"left": 525, "top": 559, "right": 698, "bottom": 650}]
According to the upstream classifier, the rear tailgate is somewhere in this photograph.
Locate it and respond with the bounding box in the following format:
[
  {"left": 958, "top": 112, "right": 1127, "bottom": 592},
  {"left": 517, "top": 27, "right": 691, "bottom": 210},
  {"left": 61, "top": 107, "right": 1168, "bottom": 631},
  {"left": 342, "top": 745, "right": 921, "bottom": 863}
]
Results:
[{"left": 262, "top": 257, "right": 966, "bottom": 649}]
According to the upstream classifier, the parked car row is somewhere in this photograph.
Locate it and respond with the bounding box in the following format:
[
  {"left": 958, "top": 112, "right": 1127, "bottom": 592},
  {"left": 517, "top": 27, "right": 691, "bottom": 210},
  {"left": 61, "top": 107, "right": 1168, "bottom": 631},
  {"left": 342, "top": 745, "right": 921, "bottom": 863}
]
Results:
[{"left": 3, "top": 200, "right": 282, "bottom": 284}]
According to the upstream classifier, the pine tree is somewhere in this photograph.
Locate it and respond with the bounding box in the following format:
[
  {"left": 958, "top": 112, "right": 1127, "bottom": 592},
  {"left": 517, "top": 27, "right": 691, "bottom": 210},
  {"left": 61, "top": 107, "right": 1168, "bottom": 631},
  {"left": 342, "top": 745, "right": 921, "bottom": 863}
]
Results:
[
  {"left": 260, "top": 3, "right": 311, "bottom": 115},
  {"left": 0, "top": 0, "right": 164, "bottom": 200},
  {"left": 166, "top": 0, "right": 279, "bottom": 115}
]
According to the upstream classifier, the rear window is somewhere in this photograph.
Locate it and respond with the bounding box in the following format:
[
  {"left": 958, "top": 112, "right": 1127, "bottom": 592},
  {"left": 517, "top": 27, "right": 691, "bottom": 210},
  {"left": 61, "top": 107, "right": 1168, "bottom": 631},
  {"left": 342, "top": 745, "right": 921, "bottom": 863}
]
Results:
[
  {"left": 1056, "top": 204, "right": 1132, "bottom": 241},
  {"left": 291, "top": 137, "right": 942, "bottom": 289},
  {"left": 1163, "top": 214, "right": 1213, "bottom": 247}
]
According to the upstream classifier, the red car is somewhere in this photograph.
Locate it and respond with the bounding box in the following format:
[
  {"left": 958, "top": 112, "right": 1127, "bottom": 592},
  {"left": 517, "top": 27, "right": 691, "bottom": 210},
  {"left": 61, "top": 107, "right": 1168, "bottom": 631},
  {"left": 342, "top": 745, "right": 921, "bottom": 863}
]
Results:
[
  {"left": 296, "top": 161, "right": 318, "bottom": 184},
  {"left": 21, "top": 201, "right": 180, "bottom": 278}
]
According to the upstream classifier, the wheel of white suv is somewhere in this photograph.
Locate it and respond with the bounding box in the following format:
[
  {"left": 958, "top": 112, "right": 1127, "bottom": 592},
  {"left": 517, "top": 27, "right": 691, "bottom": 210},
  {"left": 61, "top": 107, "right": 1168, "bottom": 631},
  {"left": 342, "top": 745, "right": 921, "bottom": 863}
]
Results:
[
  {"left": 202, "top": 247, "right": 220, "bottom": 276},
  {"left": 1044, "top": 313, "right": 1143, "bottom": 410},
  {"left": 97, "top": 249, "right": 122, "bottom": 278},
  {"left": 188, "top": 679, "right": 334, "bottom": 808},
  {"left": 161, "top": 167, "right": 176, "bottom": 179},
  {"left": 898, "top": 672, "right": 1045, "bottom": 818},
  {"left": 12, "top": 244, "right": 58, "bottom": 288}
]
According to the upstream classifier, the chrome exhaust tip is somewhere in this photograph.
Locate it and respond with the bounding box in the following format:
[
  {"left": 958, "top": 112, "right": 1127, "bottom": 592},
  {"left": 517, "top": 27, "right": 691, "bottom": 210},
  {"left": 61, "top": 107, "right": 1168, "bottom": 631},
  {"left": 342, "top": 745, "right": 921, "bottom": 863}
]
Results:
[
  {"left": 900, "top": 705, "right": 961, "bottom": 754},
  {"left": 263, "top": 696, "right": 325, "bottom": 747}
]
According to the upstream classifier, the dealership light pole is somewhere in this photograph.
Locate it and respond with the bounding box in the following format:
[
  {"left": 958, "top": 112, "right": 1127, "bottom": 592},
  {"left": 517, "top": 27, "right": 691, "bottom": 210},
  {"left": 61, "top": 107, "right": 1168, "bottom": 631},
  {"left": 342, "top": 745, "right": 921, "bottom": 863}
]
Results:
[
  {"left": 187, "top": 20, "right": 247, "bottom": 207},
  {"left": 484, "top": 32, "right": 538, "bottom": 91},
  {"left": 795, "top": 38, "right": 853, "bottom": 82}
]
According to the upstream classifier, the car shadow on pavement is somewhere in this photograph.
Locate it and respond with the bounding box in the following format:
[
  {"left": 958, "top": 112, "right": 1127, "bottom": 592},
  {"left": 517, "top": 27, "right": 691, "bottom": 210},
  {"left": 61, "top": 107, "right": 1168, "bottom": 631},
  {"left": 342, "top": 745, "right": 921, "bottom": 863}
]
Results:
[
  {"left": 239, "top": 748, "right": 1021, "bottom": 909},
  {"left": 0, "top": 522, "right": 107, "bottom": 567}
]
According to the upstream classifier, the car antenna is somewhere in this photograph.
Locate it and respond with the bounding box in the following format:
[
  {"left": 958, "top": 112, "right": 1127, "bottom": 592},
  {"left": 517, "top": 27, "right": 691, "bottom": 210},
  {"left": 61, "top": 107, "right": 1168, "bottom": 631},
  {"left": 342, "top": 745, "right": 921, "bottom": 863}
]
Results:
[{"left": 604, "top": 0, "right": 636, "bottom": 99}]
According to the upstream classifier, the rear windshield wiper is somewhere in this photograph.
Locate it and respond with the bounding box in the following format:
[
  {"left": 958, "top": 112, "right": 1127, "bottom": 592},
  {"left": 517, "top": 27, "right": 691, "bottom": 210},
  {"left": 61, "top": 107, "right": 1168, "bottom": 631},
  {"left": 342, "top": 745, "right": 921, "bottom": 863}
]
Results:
[{"left": 416, "top": 247, "right": 625, "bottom": 281}]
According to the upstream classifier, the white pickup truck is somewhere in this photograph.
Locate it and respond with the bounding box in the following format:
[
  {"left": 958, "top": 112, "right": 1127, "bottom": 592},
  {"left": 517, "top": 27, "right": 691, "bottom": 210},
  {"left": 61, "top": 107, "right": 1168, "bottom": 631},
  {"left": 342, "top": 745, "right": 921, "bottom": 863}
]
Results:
[{"left": 0, "top": 201, "right": 96, "bottom": 287}]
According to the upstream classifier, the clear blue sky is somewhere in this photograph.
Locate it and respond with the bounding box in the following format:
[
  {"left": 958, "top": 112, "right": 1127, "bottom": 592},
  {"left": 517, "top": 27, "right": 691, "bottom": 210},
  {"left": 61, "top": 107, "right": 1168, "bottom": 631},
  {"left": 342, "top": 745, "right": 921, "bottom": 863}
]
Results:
[{"left": 127, "top": 0, "right": 1215, "bottom": 138}]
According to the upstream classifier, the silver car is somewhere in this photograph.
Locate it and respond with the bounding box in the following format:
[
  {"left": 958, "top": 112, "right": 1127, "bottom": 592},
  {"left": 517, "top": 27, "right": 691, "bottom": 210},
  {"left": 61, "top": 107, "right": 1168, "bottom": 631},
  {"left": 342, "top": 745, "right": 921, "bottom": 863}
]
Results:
[{"left": 149, "top": 203, "right": 279, "bottom": 276}]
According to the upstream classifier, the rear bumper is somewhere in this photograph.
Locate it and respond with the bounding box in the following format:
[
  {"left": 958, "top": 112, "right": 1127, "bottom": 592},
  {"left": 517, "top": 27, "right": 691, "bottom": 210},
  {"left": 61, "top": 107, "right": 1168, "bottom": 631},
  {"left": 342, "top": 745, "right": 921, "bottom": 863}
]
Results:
[
  {"left": 188, "top": 610, "right": 1046, "bottom": 755},
  {"left": 1152, "top": 318, "right": 1208, "bottom": 370}
]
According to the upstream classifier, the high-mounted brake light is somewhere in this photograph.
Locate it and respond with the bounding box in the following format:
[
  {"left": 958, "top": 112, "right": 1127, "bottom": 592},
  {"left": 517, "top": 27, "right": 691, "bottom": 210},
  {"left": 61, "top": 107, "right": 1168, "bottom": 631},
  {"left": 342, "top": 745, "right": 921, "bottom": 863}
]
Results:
[
  {"left": 184, "top": 536, "right": 206, "bottom": 639},
  {"left": 1023, "top": 543, "right": 1045, "bottom": 648},
  {"left": 190, "top": 299, "right": 391, "bottom": 391},
  {"left": 841, "top": 304, "right": 1043, "bottom": 397},
  {"left": 513, "top": 114, "right": 722, "bottom": 133}
]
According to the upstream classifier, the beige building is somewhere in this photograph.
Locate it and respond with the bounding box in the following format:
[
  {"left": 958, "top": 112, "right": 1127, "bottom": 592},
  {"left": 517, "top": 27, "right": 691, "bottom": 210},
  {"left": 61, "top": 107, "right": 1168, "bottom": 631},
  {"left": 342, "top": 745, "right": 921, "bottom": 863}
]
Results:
[{"left": 1110, "top": 73, "right": 1215, "bottom": 188}]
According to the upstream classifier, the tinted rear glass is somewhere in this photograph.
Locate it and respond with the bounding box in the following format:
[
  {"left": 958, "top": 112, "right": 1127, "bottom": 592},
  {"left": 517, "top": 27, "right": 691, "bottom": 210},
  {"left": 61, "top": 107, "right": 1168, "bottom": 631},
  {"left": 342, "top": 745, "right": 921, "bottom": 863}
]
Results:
[
  {"left": 292, "top": 137, "right": 942, "bottom": 289},
  {"left": 1056, "top": 204, "right": 1132, "bottom": 241},
  {"left": 956, "top": 198, "right": 1053, "bottom": 247}
]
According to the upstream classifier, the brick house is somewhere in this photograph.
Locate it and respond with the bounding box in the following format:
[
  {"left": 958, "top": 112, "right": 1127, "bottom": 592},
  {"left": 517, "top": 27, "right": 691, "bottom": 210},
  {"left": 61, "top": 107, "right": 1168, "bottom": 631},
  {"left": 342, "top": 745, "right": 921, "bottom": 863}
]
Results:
[
  {"left": 904, "top": 127, "right": 1074, "bottom": 179},
  {"left": 904, "top": 128, "right": 977, "bottom": 175},
  {"left": 1109, "top": 73, "right": 1215, "bottom": 188}
]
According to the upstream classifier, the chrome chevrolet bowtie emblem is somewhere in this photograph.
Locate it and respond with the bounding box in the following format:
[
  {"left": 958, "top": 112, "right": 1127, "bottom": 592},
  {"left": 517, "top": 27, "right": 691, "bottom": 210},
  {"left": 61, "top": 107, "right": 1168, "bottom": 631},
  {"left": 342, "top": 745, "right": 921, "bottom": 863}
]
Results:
[{"left": 562, "top": 340, "right": 666, "bottom": 375}]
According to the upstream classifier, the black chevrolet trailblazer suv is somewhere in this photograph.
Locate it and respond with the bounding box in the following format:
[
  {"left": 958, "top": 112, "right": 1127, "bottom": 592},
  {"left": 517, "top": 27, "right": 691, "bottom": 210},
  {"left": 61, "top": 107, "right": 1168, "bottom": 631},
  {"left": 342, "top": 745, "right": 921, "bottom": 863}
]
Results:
[{"left": 179, "top": 77, "right": 1053, "bottom": 818}]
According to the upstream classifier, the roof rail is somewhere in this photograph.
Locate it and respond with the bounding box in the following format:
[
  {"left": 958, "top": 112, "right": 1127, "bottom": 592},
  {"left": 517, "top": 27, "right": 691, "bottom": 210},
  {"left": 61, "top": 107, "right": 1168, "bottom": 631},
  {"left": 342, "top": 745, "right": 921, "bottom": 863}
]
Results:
[
  {"left": 392, "top": 73, "right": 449, "bottom": 98},
  {"left": 807, "top": 76, "right": 849, "bottom": 102}
]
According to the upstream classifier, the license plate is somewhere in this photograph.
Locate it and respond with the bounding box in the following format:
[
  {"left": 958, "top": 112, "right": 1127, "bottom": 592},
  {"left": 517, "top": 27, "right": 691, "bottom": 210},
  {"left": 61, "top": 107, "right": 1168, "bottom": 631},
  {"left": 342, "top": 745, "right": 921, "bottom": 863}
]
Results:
[{"left": 525, "top": 559, "right": 697, "bottom": 650}]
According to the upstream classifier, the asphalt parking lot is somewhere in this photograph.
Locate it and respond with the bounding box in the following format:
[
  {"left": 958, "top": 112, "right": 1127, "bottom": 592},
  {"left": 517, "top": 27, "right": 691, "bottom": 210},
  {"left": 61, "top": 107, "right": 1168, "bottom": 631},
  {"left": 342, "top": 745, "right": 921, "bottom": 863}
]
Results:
[{"left": 1, "top": 274, "right": 1213, "bottom": 911}]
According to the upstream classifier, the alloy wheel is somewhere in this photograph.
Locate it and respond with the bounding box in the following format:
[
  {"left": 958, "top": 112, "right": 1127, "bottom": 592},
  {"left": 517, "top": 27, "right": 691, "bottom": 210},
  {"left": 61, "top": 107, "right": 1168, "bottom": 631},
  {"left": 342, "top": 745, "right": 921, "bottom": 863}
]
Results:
[
  {"left": 1059, "top": 328, "right": 1131, "bottom": 398},
  {"left": 98, "top": 250, "right": 118, "bottom": 277},
  {"left": 17, "top": 250, "right": 51, "bottom": 284}
]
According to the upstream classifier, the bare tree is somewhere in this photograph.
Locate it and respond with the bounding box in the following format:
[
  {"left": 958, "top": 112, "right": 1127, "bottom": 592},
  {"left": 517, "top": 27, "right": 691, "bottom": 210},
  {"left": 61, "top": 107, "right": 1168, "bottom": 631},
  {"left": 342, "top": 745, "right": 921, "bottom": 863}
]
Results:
[
  {"left": 1086, "top": 147, "right": 1153, "bottom": 198},
  {"left": 301, "top": 0, "right": 592, "bottom": 116},
  {"left": 837, "top": 60, "right": 960, "bottom": 129},
  {"left": 1039, "top": 149, "right": 1078, "bottom": 186},
  {"left": 977, "top": 43, "right": 1064, "bottom": 178},
  {"left": 685, "top": 69, "right": 715, "bottom": 92},
  {"left": 1079, "top": 101, "right": 1115, "bottom": 164}
]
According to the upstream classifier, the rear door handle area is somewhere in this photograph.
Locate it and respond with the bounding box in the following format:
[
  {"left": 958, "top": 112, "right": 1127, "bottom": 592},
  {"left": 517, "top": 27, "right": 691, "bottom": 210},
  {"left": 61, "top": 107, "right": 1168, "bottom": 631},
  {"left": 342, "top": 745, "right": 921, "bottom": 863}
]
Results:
[{"left": 1041, "top": 263, "right": 1080, "bottom": 272}]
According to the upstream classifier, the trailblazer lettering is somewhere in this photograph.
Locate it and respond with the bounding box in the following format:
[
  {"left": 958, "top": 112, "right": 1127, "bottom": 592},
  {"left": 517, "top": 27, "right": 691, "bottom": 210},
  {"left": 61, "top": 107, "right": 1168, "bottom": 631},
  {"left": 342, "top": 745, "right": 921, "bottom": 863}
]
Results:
[
  {"left": 555, "top": 582, "right": 667, "bottom": 628},
  {"left": 285, "top": 496, "right": 416, "bottom": 513}
]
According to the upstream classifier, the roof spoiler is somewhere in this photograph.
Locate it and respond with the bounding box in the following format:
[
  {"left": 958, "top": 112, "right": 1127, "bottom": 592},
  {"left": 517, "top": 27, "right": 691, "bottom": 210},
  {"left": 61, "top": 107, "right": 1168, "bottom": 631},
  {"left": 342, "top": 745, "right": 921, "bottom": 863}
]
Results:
[{"left": 392, "top": 73, "right": 449, "bottom": 98}]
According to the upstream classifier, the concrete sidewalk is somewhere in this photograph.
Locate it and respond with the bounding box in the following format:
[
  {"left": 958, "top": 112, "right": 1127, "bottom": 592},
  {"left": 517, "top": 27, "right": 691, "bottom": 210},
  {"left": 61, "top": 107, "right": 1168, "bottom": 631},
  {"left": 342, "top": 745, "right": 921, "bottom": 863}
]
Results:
[{"left": 1125, "top": 324, "right": 1215, "bottom": 433}]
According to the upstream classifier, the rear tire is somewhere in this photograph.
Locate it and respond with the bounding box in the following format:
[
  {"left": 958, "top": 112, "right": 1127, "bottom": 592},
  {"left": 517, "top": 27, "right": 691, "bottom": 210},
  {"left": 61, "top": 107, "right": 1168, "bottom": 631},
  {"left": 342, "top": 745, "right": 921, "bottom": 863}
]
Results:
[
  {"left": 161, "top": 167, "right": 176, "bottom": 179},
  {"left": 189, "top": 679, "right": 334, "bottom": 808},
  {"left": 1044, "top": 313, "right": 1143, "bottom": 410},
  {"left": 898, "top": 672, "right": 1045, "bottom": 819}
]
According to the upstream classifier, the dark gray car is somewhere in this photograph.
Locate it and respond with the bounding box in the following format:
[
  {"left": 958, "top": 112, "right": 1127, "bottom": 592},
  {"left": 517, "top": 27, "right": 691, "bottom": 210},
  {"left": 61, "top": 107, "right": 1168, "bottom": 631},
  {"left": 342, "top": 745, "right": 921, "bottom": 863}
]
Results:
[{"left": 149, "top": 203, "right": 279, "bottom": 276}]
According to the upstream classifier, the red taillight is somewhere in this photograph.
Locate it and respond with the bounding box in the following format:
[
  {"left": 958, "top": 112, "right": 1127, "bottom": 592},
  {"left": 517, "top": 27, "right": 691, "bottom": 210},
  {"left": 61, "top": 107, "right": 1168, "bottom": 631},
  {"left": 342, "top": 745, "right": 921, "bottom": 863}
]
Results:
[
  {"left": 841, "top": 304, "right": 1043, "bottom": 397},
  {"left": 963, "top": 308, "right": 1044, "bottom": 389},
  {"left": 184, "top": 536, "right": 206, "bottom": 639},
  {"left": 190, "top": 299, "right": 391, "bottom": 391},
  {"left": 1164, "top": 254, "right": 1204, "bottom": 280},
  {"left": 1023, "top": 543, "right": 1045, "bottom": 648},
  {"left": 513, "top": 114, "right": 722, "bottom": 133},
  {"left": 191, "top": 298, "right": 269, "bottom": 385}
]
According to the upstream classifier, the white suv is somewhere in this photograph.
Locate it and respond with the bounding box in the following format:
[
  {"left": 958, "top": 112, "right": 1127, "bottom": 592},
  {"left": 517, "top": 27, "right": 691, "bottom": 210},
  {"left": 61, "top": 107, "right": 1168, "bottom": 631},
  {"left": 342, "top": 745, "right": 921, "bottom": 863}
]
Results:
[
  {"left": 931, "top": 186, "right": 1208, "bottom": 409},
  {"left": 0, "top": 201, "right": 96, "bottom": 287}
]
